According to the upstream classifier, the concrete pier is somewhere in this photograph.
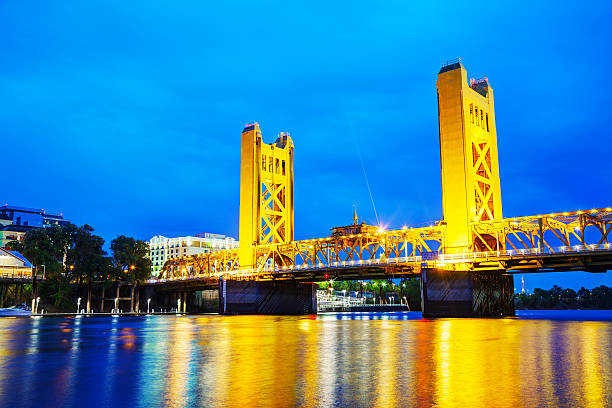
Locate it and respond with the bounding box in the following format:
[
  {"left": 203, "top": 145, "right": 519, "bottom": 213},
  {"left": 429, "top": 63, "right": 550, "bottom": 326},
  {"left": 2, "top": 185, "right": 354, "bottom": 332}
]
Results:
[
  {"left": 420, "top": 269, "right": 515, "bottom": 317},
  {"left": 219, "top": 279, "right": 316, "bottom": 315}
]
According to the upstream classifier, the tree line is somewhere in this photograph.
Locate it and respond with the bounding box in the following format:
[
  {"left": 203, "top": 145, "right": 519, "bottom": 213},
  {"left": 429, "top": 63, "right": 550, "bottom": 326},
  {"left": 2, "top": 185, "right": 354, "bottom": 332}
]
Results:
[
  {"left": 7, "top": 223, "right": 151, "bottom": 312},
  {"left": 515, "top": 285, "right": 612, "bottom": 309}
]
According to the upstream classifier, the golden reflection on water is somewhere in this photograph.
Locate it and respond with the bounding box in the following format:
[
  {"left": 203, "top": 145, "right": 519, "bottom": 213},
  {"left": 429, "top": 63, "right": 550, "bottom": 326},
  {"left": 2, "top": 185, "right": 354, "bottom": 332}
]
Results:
[
  {"left": 0, "top": 314, "right": 610, "bottom": 407},
  {"left": 177, "top": 316, "right": 611, "bottom": 408}
]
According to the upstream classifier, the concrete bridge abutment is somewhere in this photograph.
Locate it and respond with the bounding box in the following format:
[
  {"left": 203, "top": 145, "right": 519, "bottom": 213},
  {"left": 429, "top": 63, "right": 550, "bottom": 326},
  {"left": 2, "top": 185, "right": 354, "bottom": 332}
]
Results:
[
  {"left": 219, "top": 279, "right": 317, "bottom": 315},
  {"left": 420, "top": 269, "right": 515, "bottom": 317}
]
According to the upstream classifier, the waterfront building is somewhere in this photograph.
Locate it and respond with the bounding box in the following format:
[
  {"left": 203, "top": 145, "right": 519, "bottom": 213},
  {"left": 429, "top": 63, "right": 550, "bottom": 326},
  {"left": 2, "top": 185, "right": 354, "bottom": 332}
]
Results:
[
  {"left": 149, "top": 233, "right": 238, "bottom": 276},
  {"left": 0, "top": 205, "right": 70, "bottom": 248},
  {"left": 0, "top": 213, "right": 12, "bottom": 228},
  {"left": 0, "top": 205, "right": 70, "bottom": 228},
  {"left": 0, "top": 247, "right": 34, "bottom": 278},
  {"left": 0, "top": 226, "right": 27, "bottom": 248}
]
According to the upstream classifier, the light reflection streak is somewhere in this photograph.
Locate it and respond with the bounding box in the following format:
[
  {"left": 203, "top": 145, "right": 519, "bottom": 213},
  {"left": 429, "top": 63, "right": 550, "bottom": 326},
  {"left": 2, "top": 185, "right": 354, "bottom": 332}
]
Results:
[
  {"left": 435, "top": 320, "right": 452, "bottom": 407},
  {"left": 373, "top": 320, "right": 396, "bottom": 408},
  {"left": 20, "top": 316, "right": 40, "bottom": 405},
  {"left": 137, "top": 316, "right": 170, "bottom": 406},
  {"left": 519, "top": 321, "right": 556, "bottom": 406},
  {"left": 581, "top": 322, "right": 608, "bottom": 407},
  {"left": 317, "top": 320, "right": 337, "bottom": 407},
  {"left": 103, "top": 316, "right": 119, "bottom": 401},
  {"left": 164, "top": 317, "right": 193, "bottom": 406}
]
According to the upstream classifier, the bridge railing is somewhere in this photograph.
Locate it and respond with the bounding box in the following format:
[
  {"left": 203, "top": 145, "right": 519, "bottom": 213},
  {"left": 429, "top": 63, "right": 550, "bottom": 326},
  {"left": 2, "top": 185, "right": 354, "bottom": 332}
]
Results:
[{"left": 438, "top": 243, "right": 612, "bottom": 263}]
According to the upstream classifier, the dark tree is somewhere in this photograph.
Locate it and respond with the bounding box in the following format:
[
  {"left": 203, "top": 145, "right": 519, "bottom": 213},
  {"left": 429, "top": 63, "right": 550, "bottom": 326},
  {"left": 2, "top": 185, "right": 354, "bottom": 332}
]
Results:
[{"left": 110, "top": 235, "right": 152, "bottom": 283}]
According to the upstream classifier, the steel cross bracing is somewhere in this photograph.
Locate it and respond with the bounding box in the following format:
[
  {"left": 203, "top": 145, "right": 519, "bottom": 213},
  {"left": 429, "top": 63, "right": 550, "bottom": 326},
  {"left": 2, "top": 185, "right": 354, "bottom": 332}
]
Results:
[{"left": 154, "top": 207, "right": 612, "bottom": 283}]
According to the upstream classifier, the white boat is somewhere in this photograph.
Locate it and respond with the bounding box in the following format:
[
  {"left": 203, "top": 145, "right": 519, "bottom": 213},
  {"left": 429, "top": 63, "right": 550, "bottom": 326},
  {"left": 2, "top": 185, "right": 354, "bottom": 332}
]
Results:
[{"left": 0, "top": 306, "right": 31, "bottom": 317}]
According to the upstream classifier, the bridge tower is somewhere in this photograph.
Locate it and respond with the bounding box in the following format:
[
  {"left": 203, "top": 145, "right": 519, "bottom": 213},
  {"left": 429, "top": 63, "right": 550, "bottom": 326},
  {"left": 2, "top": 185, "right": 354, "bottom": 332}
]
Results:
[
  {"left": 437, "top": 59, "right": 503, "bottom": 253},
  {"left": 420, "top": 60, "right": 514, "bottom": 318},
  {"left": 223, "top": 123, "right": 313, "bottom": 314},
  {"left": 238, "top": 123, "right": 294, "bottom": 269}
]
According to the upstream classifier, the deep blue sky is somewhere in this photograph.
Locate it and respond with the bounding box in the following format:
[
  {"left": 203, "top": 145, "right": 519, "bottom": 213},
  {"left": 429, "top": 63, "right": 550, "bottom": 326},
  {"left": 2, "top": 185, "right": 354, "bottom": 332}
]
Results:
[{"left": 2, "top": 1, "right": 611, "bottom": 289}]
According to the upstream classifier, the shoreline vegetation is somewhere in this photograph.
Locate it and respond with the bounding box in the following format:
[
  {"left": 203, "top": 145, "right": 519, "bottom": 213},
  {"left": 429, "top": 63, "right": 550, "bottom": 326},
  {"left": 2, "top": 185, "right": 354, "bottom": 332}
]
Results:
[
  {"left": 6, "top": 223, "right": 151, "bottom": 313},
  {"left": 514, "top": 285, "right": 612, "bottom": 310}
]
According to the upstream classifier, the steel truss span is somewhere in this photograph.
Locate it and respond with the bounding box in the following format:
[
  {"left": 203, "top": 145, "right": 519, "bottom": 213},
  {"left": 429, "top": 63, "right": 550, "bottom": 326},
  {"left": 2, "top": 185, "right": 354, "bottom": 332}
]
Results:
[{"left": 154, "top": 208, "right": 611, "bottom": 283}]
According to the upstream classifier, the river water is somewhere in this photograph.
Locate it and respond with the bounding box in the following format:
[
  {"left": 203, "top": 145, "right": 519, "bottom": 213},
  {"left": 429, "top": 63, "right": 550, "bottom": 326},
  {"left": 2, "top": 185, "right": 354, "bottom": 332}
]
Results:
[{"left": 0, "top": 311, "right": 611, "bottom": 408}]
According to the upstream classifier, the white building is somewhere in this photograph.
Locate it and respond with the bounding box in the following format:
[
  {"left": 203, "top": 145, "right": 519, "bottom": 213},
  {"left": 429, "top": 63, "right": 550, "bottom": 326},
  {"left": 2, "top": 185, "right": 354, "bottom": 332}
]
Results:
[
  {"left": 0, "top": 248, "right": 34, "bottom": 279},
  {"left": 149, "top": 233, "right": 238, "bottom": 276}
]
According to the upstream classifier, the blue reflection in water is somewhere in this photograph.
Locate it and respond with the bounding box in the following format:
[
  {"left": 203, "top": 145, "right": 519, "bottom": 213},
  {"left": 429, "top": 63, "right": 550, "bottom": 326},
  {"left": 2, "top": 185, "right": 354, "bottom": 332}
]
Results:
[{"left": 0, "top": 311, "right": 609, "bottom": 408}]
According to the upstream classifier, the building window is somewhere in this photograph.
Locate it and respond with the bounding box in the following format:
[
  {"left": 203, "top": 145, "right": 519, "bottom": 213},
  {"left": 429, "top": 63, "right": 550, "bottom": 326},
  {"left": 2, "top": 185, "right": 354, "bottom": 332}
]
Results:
[
  {"left": 486, "top": 113, "right": 489, "bottom": 132},
  {"left": 282, "top": 160, "right": 286, "bottom": 175},
  {"left": 262, "top": 156, "right": 266, "bottom": 170},
  {"left": 475, "top": 107, "right": 479, "bottom": 126},
  {"left": 481, "top": 110, "right": 484, "bottom": 128},
  {"left": 275, "top": 158, "right": 279, "bottom": 174},
  {"left": 470, "top": 104, "right": 474, "bottom": 123}
]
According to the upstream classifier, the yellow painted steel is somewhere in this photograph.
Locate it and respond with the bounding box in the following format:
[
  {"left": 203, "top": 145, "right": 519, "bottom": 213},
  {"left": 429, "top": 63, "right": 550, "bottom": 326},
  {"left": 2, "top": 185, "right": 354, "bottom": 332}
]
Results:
[
  {"left": 156, "top": 62, "right": 612, "bottom": 282},
  {"left": 238, "top": 123, "right": 294, "bottom": 269},
  {"left": 437, "top": 60, "right": 503, "bottom": 253}
]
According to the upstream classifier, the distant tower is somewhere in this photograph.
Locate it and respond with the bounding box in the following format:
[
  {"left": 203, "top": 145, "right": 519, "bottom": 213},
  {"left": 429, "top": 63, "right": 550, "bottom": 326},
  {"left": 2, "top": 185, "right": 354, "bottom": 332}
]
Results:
[
  {"left": 521, "top": 276, "right": 525, "bottom": 293},
  {"left": 353, "top": 206, "right": 359, "bottom": 225},
  {"left": 437, "top": 59, "right": 503, "bottom": 253},
  {"left": 238, "top": 123, "right": 294, "bottom": 269}
]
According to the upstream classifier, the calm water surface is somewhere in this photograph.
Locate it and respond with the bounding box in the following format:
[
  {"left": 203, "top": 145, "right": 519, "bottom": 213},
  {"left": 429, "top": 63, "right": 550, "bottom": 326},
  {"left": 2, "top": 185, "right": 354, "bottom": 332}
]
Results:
[{"left": 0, "top": 311, "right": 611, "bottom": 408}]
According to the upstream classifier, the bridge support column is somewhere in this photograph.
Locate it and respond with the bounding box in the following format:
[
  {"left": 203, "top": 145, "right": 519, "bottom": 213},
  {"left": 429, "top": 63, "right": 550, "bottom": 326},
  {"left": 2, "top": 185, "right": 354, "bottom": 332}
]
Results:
[
  {"left": 219, "top": 279, "right": 316, "bottom": 315},
  {"left": 420, "top": 269, "right": 514, "bottom": 317}
]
